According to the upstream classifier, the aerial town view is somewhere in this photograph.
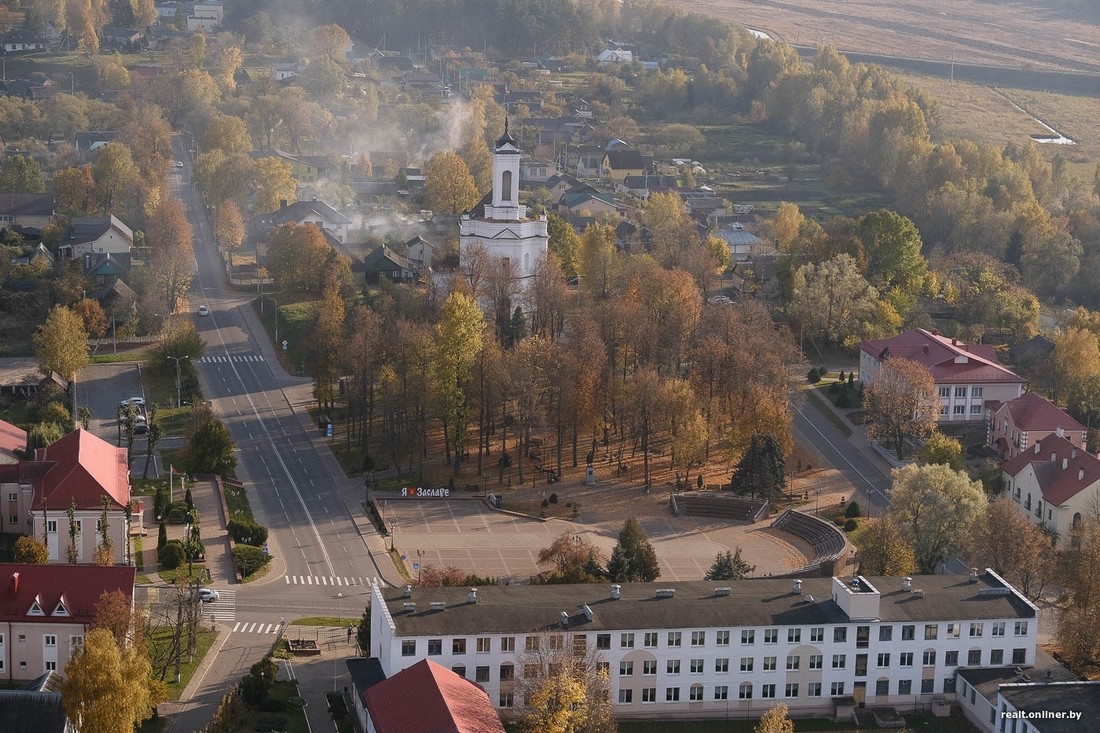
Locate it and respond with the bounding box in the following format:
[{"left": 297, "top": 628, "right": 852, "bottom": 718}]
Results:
[{"left": 0, "top": 0, "right": 1097, "bottom": 731}]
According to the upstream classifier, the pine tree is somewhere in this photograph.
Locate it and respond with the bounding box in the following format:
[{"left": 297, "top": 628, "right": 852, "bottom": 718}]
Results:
[
  {"left": 158, "top": 520, "right": 168, "bottom": 551},
  {"left": 184, "top": 486, "right": 194, "bottom": 511},
  {"left": 607, "top": 517, "right": 660, "bottom": 582},
  {"left": 729, "top": 433, "right": 786, "bottom": 500},
  {"left": 153, "top": 483, "right": 166, "bottom": 520},
  {"left": 705, "top": 548, "right": 756, "bottom": 581}
]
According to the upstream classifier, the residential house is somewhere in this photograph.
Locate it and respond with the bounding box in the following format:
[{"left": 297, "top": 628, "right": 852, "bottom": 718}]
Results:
[
  {"left": 362, "top": 659, "right": 506, "bottom": 733},
  {"left": 101, "top": 28, "right": 145, "bottom": 52},
  {"left": 0, "top": 30, "right": 46, "bottom": 54},
  {"left": 57, "top": 215, "right": 133, "bottom": 261},
  {"left": 403, "top": 71, "right": 447, "bottom": 98},
  {"left": 12, "top": 243, "right": 53, "bottom": 268},
  {"left": 252, "top": 149, "right": 329, "bottom": 184},
  {"left": 520, "top": 158, "right": 555, "bottom": 185},
  {"left": 272, "top": 61, "right": 304, "bottom": 81},
  {"left": 370, "top": 573, "right": 1039, "bottom": 721},
  {"left": 559, "top": 190, "right": 617, "bottom": 217},
  {"left": 0, "top": 673, "right": 74, "bottom": 732},
  {"left": 0, "top": 78, "right": 55, "bottom": 100},
  {"left": 718, "top": 223, "right": 777, "bottom": 262},
  {"left": 397, "top": 167, "right": 425, "bottom": 190},
  {"left": 0, "top": 358, "right": 68, "bottom": 401},
  {"left": 73, "top": 131, "right": 120, "bottom": 153},
  {"left": 0, "top": 194, "right": 54, "bottom": 230},
  {"left": 371, "top": 55, "right": 415, "bottom": 73},
  {"left": 0, "top": 419, "right": 25, "bottom": 464},
  {"left": 858, "top": 329, "right": 1027, "bottom": 422},
  {"left": 542, "top": 173, "right": 584, "bottom": 205},
  {"left": 346, "top": 657, "right": 386, "bottom": 732},
  {"left": 83, "top": 252, "right": 131, "bottom": 288},
  {"left": 404, "top": 236, "right": 434, "bottom": 272},
  {"left": 187, "top": 3, "right": 223, "bottom": 31},
  {"left": 255, "top": 199, "right": 351, "bottom": 244},
  {"left": 987, "top": 392, "right": 1086, "bottom": 461},
  {"left": 538, "top": 58, "right": 571, "bottom": 73},
  {"left": 602, "top": 149, "right": 647, "bottom": 184},
  {"left": 622, "top": 174, "right": 678, "bottom": 199},
  {"left": 362, "top": 246, "right": 414, "bottom": 284},
  {"left": 0, "top": 428, "right": 140, "bottom": 561},
  {"left": 596, "top": 48, "right": 633, "bottom": 64},
  {"left": 0, "top": 563, "right": 136, "bottom": 680},
  {"left": 1002, "top": 434, "right": 1100, "bottom": 541}
]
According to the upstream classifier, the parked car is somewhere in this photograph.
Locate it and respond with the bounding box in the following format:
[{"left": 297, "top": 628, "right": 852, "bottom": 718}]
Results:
[
  {"left": 198, "top": 304, "right": 209, "bottom": 317},
  {"left": 174, "top": 160, "right": 185, "bottom": 168},
  {"left": 119, "top": 397, "right": 145, "bottom": 409},
  {"left": 197, "top": 588, "right": 219, "bottom": 603}
]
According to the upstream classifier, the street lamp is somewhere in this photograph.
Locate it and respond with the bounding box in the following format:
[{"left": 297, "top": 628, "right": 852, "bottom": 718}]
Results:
[
  {"left": 388, "top": 517, "right": 397, "bottom": 551},
  {"left": 416, "top": 549, "right": 424, "bottom": 584},
  {"left": 266, "top": 295, "right": 279, "bottom": 344},
  {"left": 166, "top": 355, "right": 189, "bottom": 408}
]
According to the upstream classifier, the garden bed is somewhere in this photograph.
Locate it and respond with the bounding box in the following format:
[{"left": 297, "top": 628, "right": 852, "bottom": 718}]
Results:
[{"left": 288, "top": 639, "right": 320, "bottom": 657}]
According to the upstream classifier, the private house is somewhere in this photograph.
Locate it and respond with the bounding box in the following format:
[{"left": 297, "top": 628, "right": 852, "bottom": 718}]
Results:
[
  {"left": 346, "top": 657, "right": 386, "bottom": 732},
  {"left": 84, "top": 252, "right": 131, "bottom": 288},
  {"left": 0, "top": 193, "right": 54, "bottom": 230},
  {"left": 0, "top": 419, "right": 25, "bottom": 464},
  {"left": 0, "top": 428, "right": 140, "bottom": 561},
  {"left": 362, "top": 659, "right": 506, "bottom": 733},
  {"left": 404, "top": 236, "right": 434, "bottom": 272},
  {"left": 622, "top": 174, "right": 678, "bottom": 199},
  {"left": 602, "top": 149, "right": 646, "bottom": 183},
  {"left": 187, "top": 3, "right": 224, "bottom": 31},
  {"left": 403, "top": 71, "right": 447, "bottom": 98},
  {"left": 718, "top": 223, "right": 777, "bottom": 262},
  {"left": 252, "top": 149, "right": 328, "bottom": 184},
  {"left": 0, "top": 358, "right": 68, "bottom": 401},
  {"left": 858, "top": 329, "right": 1026, "bottom": 422},
  {"left": 520, "top": 158, "right": 555, "bottom": 185},
  {"left": 559, "top": 189, "right": 617, "bottom": 217},
  {"left": 101, "top": 28, "right": 145, "bottom": 52},
  {"left": 0, "top": 30, "right": 46, "bottom": 54},
  {"left": 73, "top": 131, "right": 119, "bottom": 153},
  {"left": 362, "top": 246, "right": 414, "bottom": 284},
  {"left": 272, "top": 61, "right": 304, "bottom": 81},
  {"left": 596, "top": 48, "right": 633, "bottom": 64},
  {"left": 12, "top": 243, "right": 53, "bottom": 268},
  {"left": 370, "top": 572, "right": 1039, "bottom": 721},
  {"left": 57, "top": 215, "right": 133, "bottom": 261},
  {"left": 255, "top": 199, "right": 351, "bottom": 244},
  {"left": 1001, "top": 434, "right": 1100, "bottom": 542},
  {"left": 986, "top": 392, "right": 1087, "bottom": 461},
  {"left": 542, "top": 173, "right": 584, "bottom": 205},
  {"left": 0, "top": 563, "right": 136, "bottom": 680}
]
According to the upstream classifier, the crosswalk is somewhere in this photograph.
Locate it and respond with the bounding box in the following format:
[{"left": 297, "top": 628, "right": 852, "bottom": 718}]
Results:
[
  {"left": 285, "top": 575, "right": 368, "bottom": 587},
  {"left": 202, "top": 589, "right": 236, "bottom": 623},
  {"left": 195, "top": 355, "right": 265, "bottom": 364},
  {"left": 233, "top": 621, "right": 283, "bottom": 635}
]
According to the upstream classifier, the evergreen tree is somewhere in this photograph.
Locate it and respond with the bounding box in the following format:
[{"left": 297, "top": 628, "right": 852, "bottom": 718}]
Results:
[
  {"left": 607, "top": 517, "right": 661, "bottom": 582},
  {"left": 356, "top": 606, "right": 371, "bottom": 654},
  {"left": 158, "top": 520, "right": 168, "bottom": 551},
  {"left": 705, "top": 548, "right": 756, "bottom": 581},
  {"left": 729, "top": 433, "right": 786, "bottom": 500},
  {"left": 184, "top": 486, "right": 194, "bottom": 511},
  {"left": 153, "top": 483, "right": 167, "bottom": 519}
]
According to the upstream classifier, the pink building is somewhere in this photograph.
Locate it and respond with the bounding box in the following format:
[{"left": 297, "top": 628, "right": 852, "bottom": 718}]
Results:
[{"left": 986, "top": 392, "right": 1087, "bottom": 460}]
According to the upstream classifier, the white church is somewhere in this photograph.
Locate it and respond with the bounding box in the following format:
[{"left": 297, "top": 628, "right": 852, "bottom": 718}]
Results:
[{"left": 459, "top": 122, "right": 548, "bottom": 282}]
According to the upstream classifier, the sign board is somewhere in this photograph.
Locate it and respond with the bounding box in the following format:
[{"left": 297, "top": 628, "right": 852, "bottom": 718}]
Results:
[
  {"left": 261, "top": 542, "right": 269, "bottom": 557},
  {"left": 282, "top": 340, "right": 288, "bottom": 351},
  {"left": 400, "top": 487, "right": 450, "bottom": 498},
  {"left": 325, "top": 422, "right": 333, "bottom": 437},
  {"left": 412, "top": 562, "right": 420, "bottom": 570}
]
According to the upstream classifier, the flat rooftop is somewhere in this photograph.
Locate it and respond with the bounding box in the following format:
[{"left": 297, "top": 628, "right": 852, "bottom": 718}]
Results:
[{"left": 999, "top": 682, "right": 1100, "bottom": 732}]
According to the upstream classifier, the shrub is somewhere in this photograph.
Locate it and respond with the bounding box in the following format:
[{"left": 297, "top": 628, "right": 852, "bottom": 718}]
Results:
[
  {"left": 836, "top": 393, "right": 853, "bottom": 408},
  {"left": 838, "top": 370, "right": 846, "bottom": 381},
  {"left": 548, "top": 493, "right": 558, "bottom": 504},
  {"left": 827, "top": 381, "right": 840, "bottom": 394},
  {"left": 158, "top": 540, "right": 185, "bottom": 569},
  {"left": 817, "top": 367, "right": 828, "bottom": 379},
  {"left": 228, "top": 519, "right": 269, "bottom": 547},
  {"left": 233, "top": 544, "right": 270, "bottom": 578},
  {"left": 165, "top": 501, "right": 190, "bottom": 523},
  {"left": 257, "top": 697, "right": 287, "bottom": 713},
  {"left": 845, "top": 501, "right": 862, "bottom": 518},
  {"left": 806, "top": 367, "right": 820, "bottom": 383},
  {"left": 843, "top": 518, "right": 858, "bottom": 532},
  {"left": 157, "top": 520, "right": 168, "bottom": 550},
  {"left": 240, "top": 673, "right": 270, "bottom": 706}
]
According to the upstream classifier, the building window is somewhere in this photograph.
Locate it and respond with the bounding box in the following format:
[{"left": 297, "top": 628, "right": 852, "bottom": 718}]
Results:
[
  {"left": 714, "top": 685, "right": 729, "bottom": 701},
  {"left": 992, "top": 622, "right": 1006, "bottom": 637},
  {"left": 970, "top": 404, "right": 983, "bottom": 414},
  {"left": 666, "top": 660, "right": 680, "bottom": 675},
  {"left": 691, "top": 631, "right": 705, "bottom": 646},
  {"left": 900, "top": 653, "right": 913, "bottom": 667},
  {"left": 1014, "top": 621, "right": 1028, "bottom": 636},
  {"left": 45, "top": 661, "right": 56, "bottom": 671},
  {"left": 665, "top": 687, "right": 680, "bottom": 702},
  {"left": 526, "top": 636, "right": 539, "bottom": 652},
  {"left": 667, "top": 632, "right": 682, "bottom": 647},
  {"left": 787, "top": 628, "right": 801, "bottom": 643},
  {"left": 786, "top": 655, "right": 800, "bottom": 670},
  {"left": 878, "top": 653, "right": 890, "bottom": 667},
  {"left": 44, "top": 635, "right": 56, "bottom": 647},
  {"left": 477, "top": 637, "right": 491, "bottom": 653},
  {"left": 618, "top": 689, "right": 632, "bottom": 704},
  {"left": 548, "top": 635, "right": 564, "bottom": 651},
  {"left": 716, "top": 630, "right": 730, "bottom": 646},
  {"left": 990, "top": 649, "right": 1004, "bottom": 665},
  {"left": 833, "top": 627, "right": 847, "bottom": 643},
  {"left": 643, "top": 661, "right": 657, "bottom": 676},
  {"left": 642, "top": 688, "right": 656, "bottom": 704},
  {"left": 690, "top": 659, "right": 704, "bottom": 674},
  {"left": 953, "top": 405, "right": 966, "bottom": 415},
  {"left": 944, "top": 677, "right": 956, "bottom": 694},
  {"left": 452, "top": 639, "right": 466, "bottom": 654},
  {"left": 923, "top": 650, "right": 936, "bottom": 666},
  {"left": 925, "top": 625, "right": 938, "bottom": 640},
  {"left": 811, "top": 627, "right": 825, "bottom": 643},
  {"left": 451, "top": 665, "right": 466, "bottom": 678},
  {"left": 830, "top": 682, "right": 845, "bottom": 696},
  {"left": 475, "top": 666, "right": 490, "bottom": 683},
  {"left": 969, "top": 623, "right": 983, "bottom": 638},
  {"left": 809, "top": 654, "right": 822, "bottom": 670},
  {"left": 947, "top": 623, "right": 960, "bottom": 639},
  {"left": 596, "top": 633, "right": 611, "bottom": 650},
  {"left": 879, "top": 626, "right": 893, "bottom": 642},
  {"left": 761, "top": 684, "right": 776, "bottom": 699},
  {"left": 644, "top": 632, "right": 658, "bottom": 648},
  {"left": 500, "top": 693, "right": 514, "bottom": 708},
  {"left": 1013, "top": 649, "right": 1026, "bottom": 664},
  {"left": 938, "top": 387, "right": 950, "bottom": 398},
  {"left": 921, "top": 679, "right": 935, "bottom": 694},
  {"left": 741, "top": 630, "right": 755, "bottom": 645},
  {"left": 501, "top": 170, "right": 513, "bottom": 201},
  {"left": 401, "top": 640, "right": 416, "bottom": 656},
  {"left": 690, "top": 684, "right": 703, "bottom": 702},
  {"left": 427, "top": 639, "right": 442, "bottom": 655},
  {"left": 898, "top": 680, "right": 912, "bottom": 695},
  {"left": 621, "top": 633, "right": 634, "bottom": 649},
  {"left": 940, "top": 405, "right": 948, "bottom": 416},
  {"left": 500, "top": 664, "right": 514, "bottom": 681},
  {"left": 968, "top": 649, "right": 982, "bottom": 665},
  {"left": 7, "top": 492, "right": 15, "bottom": 501},
  {"left": 902, "top": 625, "right": 915, "bottom": 641},
  {"left": 832, "top": 654, "right": 846, "bottom": 669},
  {"left": 945, "top": 651, "right": 958, "bottom": 666},
  {"left": 955, "top": 387, "right": 967, "bottom": 398},
  {"left": 738, "top": 683, "right": 752, "bottom": 700},
  {"left": 761, "top": 656, "right": 776, "bottom": 672},
  {"left": 764, "top": 629, "right": 778, "bottom": 644},
  {"left": 785, "top": 683, "right": 799, "bottom": 698},
  {"left": 740, "top": 657, "right": 754, "bottom": 672},
  {"left": 715, "top": 658, "right": 729, "bottom": 673},
  {"left": 972, "top": 386, "right": 983, "bottom": 398},
  {"left": 620, "top": 661, "right": 634, "bottom": 677}
]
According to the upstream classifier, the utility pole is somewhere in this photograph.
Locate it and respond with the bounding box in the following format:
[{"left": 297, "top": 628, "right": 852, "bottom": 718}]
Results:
[{"left": 166, "top": 355, "right": 188, "bottom": 408}]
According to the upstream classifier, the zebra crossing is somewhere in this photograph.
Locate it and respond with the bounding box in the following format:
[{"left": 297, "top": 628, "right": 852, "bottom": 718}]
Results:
[
  {"left": 202, "top": 589, "right": 236, "bottom": 623},
  {"left": 195, "top": 355, "right": 265, "bottom": 364},
  {"left": 284, "top": 575, "right": 367, "bottom": 587},
  {"left": 232, "top": 621, "right": 284, "bottom": 635}
]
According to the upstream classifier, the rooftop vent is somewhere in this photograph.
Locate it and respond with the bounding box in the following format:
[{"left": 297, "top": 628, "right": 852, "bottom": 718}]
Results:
[
  {"left": 1081, "top": 468, "right": 1086, "bottom": 480},
  {"left": 560, "top": 611, "right": 569, "bottom": 628},
  {"left": 655, "top": 588, "right": 676, "bottom": 599},
  {"left": 850, "top": 579, "right": 861, "bottom": 590},
  {"left": 467, "top": 588, "right": 478, "bottom": 604},
  {"left": 402, "top": 602, "right": 416, "bottom": 613},
  {"left": 978, "top": 587, "right": 1012, "bottom": 597},
  {"left": 902, "top": 577, "right": 912, "bottom": 592},
  {"left": 714, "top": 587, "right": 731, "bottom": 597},
  {"left": 1046, "top": 670, "right": 1054, "bottom": 682},
  {"left": 429, "top": 601, "right": 446, "bottom": 612},
  {"left": 804, "top": 594, "right": 814, "bottom": 603},
  {"left": 968, "top": 568, "right": 979, "bottom": 583},
  {"left": 792, "top": 579, "right": 802, "bottom": 594},
  {"left": 912, "top": 589, "right": 925, "bottom": 598},
  {"left": 1062, "top": 457, "right": 1068, "bottom": 470},
  {"left": 402, "top": 584, "right": 412, "bottom": 598},
  {"left": 582, "top": 604, "right": 593, "bottom": 621},
  {"left": 1057, "top": 426, "right": 1065, "bottom": 437},
  {"left": 610, "top": 584, "right": 621, "bottom": 600},
  {"left": 1035, "top": 442, "right": 1041, "bottom": 454},
  {"left": 11, "top": 572, "right": 18, "bottom": 594}
]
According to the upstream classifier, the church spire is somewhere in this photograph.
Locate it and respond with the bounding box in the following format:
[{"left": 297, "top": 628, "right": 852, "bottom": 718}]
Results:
[{"left": 495, "top": 116, "right": 517, "bottom": 149}]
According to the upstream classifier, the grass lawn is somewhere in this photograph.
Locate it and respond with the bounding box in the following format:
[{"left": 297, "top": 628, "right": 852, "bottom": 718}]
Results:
[
  {"left": 252, "top": 295, "right": 317, "bottom": 376},
  {"left": 0, "top": 398, "right": 31, "bottom": 430},
  {"left": 158, "top": 564, "right": 207, "bottom": 584},
  {"left": 224, "top": 481, "right": 255, "bottom": 522},
  {"left": 135, "top": 573, "right": 154, "bottom": 585},
  {"left": 813, "top": 378, "right": 863, "bottom": 410},
  {"left": 239, "top": 680, "right": 309, "bottom": 733},
  {"left": 148, "top": 627, "right": 218, "bottom": 702},
  {"left": 89, "top": 350, "right": 149, "bottom": 364},
  {"left": 291, "top": 616, "right": 359, "bottom": 627}
]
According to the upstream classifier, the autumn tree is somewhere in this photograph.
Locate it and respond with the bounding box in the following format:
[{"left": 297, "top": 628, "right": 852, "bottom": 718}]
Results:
[
  {"left": 967, "top": 498, "right": 1054, "bottom": 600},
  {"left": 1057, "top": 517, "right": 1100, "bottom": 666},
  {"left": 92, "top": 589, "right": 140, "bottom": 649},
  {"left": 73, "top": 298, "right": 109, "bottom": 339},
  {"left": 424, "top": 151, "right": 480, "bottom": 215},
  {"left": 1052, "top": 327, "right": 1100, "bottom": 407},
  {"left": 92, "top": 142, "right": 138, "bottom": 214},
  {"left": 14, "top": 535, "right": 48, "bottom": 564},
  {"left": 146, "top": 198, "right": 194, "bottom": 314},
  {"left": 517, "top": 632, "right": 616, "bottom": 733},
  {"left": 309, "top": 23, "right": 351, "bottom": 62},
  {"left": 62, "top": 627, "right": 164, "bottom": 733},
  {"left": 459, "top": 137, "right": 492, "bottom": 192},
  {"left": 184, "top": 417, "right": 236, "bottom": 476},
  {"left": 434, "top": 292, "right": 485, "bottom": 471},
  {"left": 34, "top": 305, "right": 88, "bottom": 380},
  {"left": 790, "top": 254, "right": 882, "bottom": 348},
  {"left": 536, "top": 533, "right": 606, "bottom": 583},
  {"left": 0, "top": 154, "right": 44, "bottom": 192},
  {"left": 755, "top": 703, "right": 795, "bottom": 733},
  {"left": 215, "top": 200, "right": 244, "bottom": 265},
  {"left": 729, "top": 433, "right": 786, "bottom": 500},
  {"left": 854, "top": 517, "right": 918, "bottom": 576},
  {"left": 769, "top": 202, "right": 804, "bottom": 251},
  {"left": 202, "top": 114, "right": 252, "bottom": 156},
  {"left": 578, "top": 222, "right": 617, "bottom": 298},
  {"left": 705, "top": 548, "right": 755, "bottom": 581},
  {"left": 858, "top": 209, "right": 927, "bottom": 293},
  {"left": 888, "top": 463, "right": 987, "bottom": 574},
  {"left": 864, "top": 358, "right": 939, "bottom": 458},
  {"left": 53, "top": 166, "right": 97, "bottom": 215},
  {"left": 266, "top": 223, "right": 331, "bottom": 291},
  {"left": 252, "top": 156, "right": 297, "bottom": 213},
  {"left": 310, "top": 282, "right": 346, "bottom": 411},
  {"left": 919, "top": 431, "right": 964, "bottom": 470},
  {"left": 607, "top": 517, "right": 660, "bottom": 582}
]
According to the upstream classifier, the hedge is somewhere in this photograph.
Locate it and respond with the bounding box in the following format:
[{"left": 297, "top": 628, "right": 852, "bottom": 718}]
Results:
[
  {"left": 233, "top": 544, "right": 271, "bottom": 579},
  {"left": 227, "top": 518, "right": 268, "bottom": 547}
]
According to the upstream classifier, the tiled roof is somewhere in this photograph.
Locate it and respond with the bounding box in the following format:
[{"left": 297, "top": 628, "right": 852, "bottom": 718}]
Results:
[
  {"left": 1003, "top": 434, "right": 1100, "bottom": 506},
  {"left": 364, "top": 659, "right": 505, "bottom": 733},
  {"left": 0, "top": 563, "right": 135, "bottom": 624},
  {"left": 261, "top": 199, "right": 351, "bottom": 226},
  {"left": 30, "top": 429, "right": 130, "bottom": 510},
  {"left": 999, "top": 392, "right": 1085, "bottom": 433},
  {"left": 859, "top": 328, "right": 1024, "bottom": 385},
  {"left": 0, "top": 418, "right": 26, "bottom": 462},
  {"left": 0, "top": 193, "right": 54, "bottom": 217},
  {"left": 603, "top": 149, "right": 644, "bottom": 169}
]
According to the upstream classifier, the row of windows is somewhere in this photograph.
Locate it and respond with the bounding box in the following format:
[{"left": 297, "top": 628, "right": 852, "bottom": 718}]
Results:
[
  {"left": 939, "top": 386, "right": 984, "bottom": 399},
  {"left": 400, "top": 622, "right": 1029, "bottom": 657},
  {"left": 940, "top": 404, "right": 984, "bottom": 416}
]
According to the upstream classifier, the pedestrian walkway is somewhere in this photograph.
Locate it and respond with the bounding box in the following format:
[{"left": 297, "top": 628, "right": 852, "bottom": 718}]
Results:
[
  {"left": 283, "top": 574, "right": 369, "bottom": 586},
  {"left": 194, "top": 354, "right": 264, "bottom": 364},
  {"left": 200, "top": 588, "right": 236, "bottom": 623},
  {"left": 231, "top": 620, "right": 282, "bottom": 634}
]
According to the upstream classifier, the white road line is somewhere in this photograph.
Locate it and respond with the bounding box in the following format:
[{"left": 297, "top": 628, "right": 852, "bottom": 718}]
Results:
[
  {"left": 232, "top": 622, "right": 241, "bottom": 632},
  {"left": 307, "top": 576, "right": 313, "bottom": 585},
  {"left": 284, "top": 576, "right": 289, "bottom": 584}
]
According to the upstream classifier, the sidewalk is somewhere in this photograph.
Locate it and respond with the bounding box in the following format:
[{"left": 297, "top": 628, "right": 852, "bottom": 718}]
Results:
[{"left": 277, "top": 625, "right": 360, "bottom": 732}]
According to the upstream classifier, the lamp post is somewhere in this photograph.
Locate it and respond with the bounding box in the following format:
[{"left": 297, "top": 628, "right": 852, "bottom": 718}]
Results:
[
  {"left": 387, "top": 517, "right": 397, "bottom": 551},
  {"left": 166, "top": 355, "right": 188, "bottom": 408},
  {"left": 266, "top": 295, "right": 279, "bottom": 344},
  {"left": 416, "top": 548, "right": 424, "bottom": 584}
]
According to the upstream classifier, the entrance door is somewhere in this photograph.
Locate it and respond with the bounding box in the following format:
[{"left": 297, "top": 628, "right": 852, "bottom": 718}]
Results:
[{"left": 853, "top": 681, "right": 867, "bottom": 708}]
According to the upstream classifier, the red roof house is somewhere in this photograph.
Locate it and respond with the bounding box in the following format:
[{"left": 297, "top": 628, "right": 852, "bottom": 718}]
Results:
[
  {"left": 986, "top": 392, "right": 1087, "bottom": 460},
  {"left": 0, "top": 418, "right": 25, "bottom": 463},
  {"left": 858, "top": 328, "right": 1026, "bottom": 422},
  {"left": 30, "top": 428, "right": 129, "bottom": 511},
  {"left": 1002, "top": 434, "right": 1100, "bottom": 542},
  {"left": 364, "top": 659, "right": 506, "bottom": 733}
]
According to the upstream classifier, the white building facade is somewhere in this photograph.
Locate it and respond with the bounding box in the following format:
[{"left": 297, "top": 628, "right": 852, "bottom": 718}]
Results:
[{"left": 371, "top": 573, "right": 1039, "bottom": 721}]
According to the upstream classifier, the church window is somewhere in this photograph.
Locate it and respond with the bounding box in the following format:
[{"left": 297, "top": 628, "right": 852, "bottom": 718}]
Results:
[{"left": 502, "top": 170, "right": 512, "bottom": 201}]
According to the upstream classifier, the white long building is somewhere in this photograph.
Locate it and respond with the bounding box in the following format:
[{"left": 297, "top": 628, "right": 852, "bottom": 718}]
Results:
[{"left": 370, "top": 572, "right": 1039, "bottom": 721}]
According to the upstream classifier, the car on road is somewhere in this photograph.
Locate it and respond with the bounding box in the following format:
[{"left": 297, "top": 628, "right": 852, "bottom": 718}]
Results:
[
  {"left": 174, "top": 160, "right": 184, "bottom": 168},
  {"left": 119, "top": 397, "right": 145, "bottom": 409},
  {"left": 198, "top": 304, "right": 209, "bottom": 317},
  {"left": 197, "top": 588, "right": 219, "bottom": 603}
]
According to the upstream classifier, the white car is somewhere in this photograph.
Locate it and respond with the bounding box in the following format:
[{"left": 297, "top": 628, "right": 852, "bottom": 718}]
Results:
[
  {"left": 198, "top": 305, "right": 209, "bottom": 317},
  {"left": 197, "top": 588, "right": 219, "bottom": 603},
  {"left": 174, "top": 160, "right": 185, "bottom": 168},
  {"left": 119, "top": 397, "right": 145, "bottom": 409}
]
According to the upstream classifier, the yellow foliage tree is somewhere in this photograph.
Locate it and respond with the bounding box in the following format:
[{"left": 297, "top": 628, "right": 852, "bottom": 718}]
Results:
[
  {"left": 755, "top": 702, "right": 795, "bottom": 733},
  {"left": 62, "top": 627, "right": 165, "bottom": 733},
  {"left": 424, "top": 151, "right": 480, "bottom": 215}
]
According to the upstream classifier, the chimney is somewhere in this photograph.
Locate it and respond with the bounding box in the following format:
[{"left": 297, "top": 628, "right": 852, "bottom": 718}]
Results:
[
  {"left": 1057, "top": 426, "right": 1065, "bottom": 437},
  {"left": 952, "top": 338, "right": 958, "bottom": 345},
  {"left": 402, "top": 601, "right": 416, "bottom": 613},
  {"left": 1063, "top": 458, "right": 1069, "bottom": 470},
  {"left": 968, "top": 568, "right": 979, "bottom": 583},
  {"left": 1080, "top": 468, "right": 1085, "bottom": 481},
  {"left": 560, "top": 611, "right": 569, "bottom": 628},
  {"left": 280, "top": 199, "right": 288, "bottom": 209},
  {"left": 922, "top": 344, "right": 929, "bottom": 354},
  {"left": 402, "top": 584, "right": 412, "bottom": 598},
  {"left": 12, "top": 572, "right": 18, "bottom": 593},
  {"left": 467, "top": 588, "right": 478, "bottom": 604},
  {"left": 610, "top": 584, "right": 621, "bottom": 600},
  {"left": 902, "top": 577, "right": 912, "bottom": 592},
  {"left": 931, "top": 328, "right": 940, "bottom": 336},
  {"left": 792, "top": 579, "right": 803, "bottom": 594},
  {"left": 1035, "top": 442, "right": 1041, "bottom": 455}
]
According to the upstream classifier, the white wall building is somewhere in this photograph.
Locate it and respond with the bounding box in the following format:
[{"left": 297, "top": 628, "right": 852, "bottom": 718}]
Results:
[{"left": 371, "top": 572, "right": 1039, "bottom": 721}]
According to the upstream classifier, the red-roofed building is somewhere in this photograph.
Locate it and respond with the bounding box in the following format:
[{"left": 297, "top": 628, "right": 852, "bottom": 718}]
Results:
[
  {"left": 0, "top": 563, "right": 135, "bottom": 680},
  {"left": 0, "top": 418, "right": 25, "bottom": 464},
  {"left": 363, "top": 659, "right": 506, "bottom": 733},
  {"left": 859, "top": 329, "right": 1026, "bottom": 422},
  {"left": 0, "top": 429, "right": 139, "bottom": 563},
  {"left": 1002, "top": 434, "right": 1100, "bottom": 542},
  {"left": 986, "top": 392, "right": 1087, "bottom": 460}
]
